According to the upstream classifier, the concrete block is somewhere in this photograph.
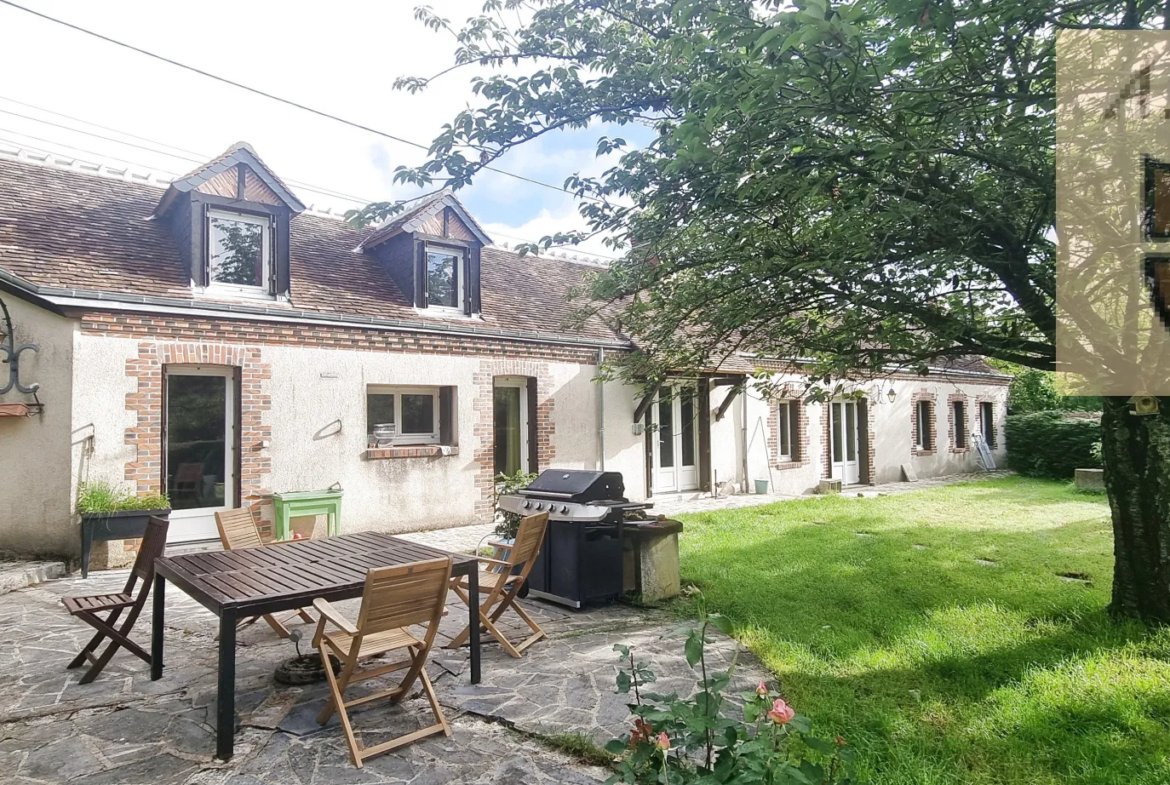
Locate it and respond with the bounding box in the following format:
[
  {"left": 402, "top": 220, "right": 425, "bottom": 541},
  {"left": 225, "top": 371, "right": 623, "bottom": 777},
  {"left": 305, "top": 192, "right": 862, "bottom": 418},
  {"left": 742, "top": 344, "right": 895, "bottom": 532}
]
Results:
[
  {"left": 900, "top": 463, "right": 918, "bottom": 482},
  {"left": 1075, "top": 468, "right": 1105, "bottom": 491}
]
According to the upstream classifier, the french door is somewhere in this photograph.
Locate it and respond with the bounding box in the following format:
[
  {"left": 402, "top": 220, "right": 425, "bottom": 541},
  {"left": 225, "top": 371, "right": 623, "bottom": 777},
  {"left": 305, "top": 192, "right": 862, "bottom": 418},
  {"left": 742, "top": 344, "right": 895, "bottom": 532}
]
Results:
[
  {"left": 652, "top": 385, "right": 699, "bottom": 493},
  {"left": 493, "top": 378, "right": 530, "bottom": 476},
  {"left": 829, "top": 400, "right": 861, "bottom": 485},
  {"left": 165, "top": 367, "right": 236, "bottom": 543}
]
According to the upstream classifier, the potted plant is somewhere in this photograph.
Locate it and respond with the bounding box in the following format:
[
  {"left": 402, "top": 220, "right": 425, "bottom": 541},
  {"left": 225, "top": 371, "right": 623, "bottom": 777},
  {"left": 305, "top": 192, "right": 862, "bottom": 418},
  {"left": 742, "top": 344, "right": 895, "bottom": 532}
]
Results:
[{"left": 77, "top": 480, "right": 171, "bottom": 578}]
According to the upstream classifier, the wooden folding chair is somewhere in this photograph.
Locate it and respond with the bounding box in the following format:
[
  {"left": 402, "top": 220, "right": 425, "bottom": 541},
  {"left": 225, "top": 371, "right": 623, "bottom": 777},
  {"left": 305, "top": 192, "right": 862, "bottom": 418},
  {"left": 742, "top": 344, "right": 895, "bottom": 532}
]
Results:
[
  {"left": 63, "top": 515, "right": 169, "bottom": 684},
  {"left": 447, "top": 511, "right": 549, "bottom": 659},
  {"left": 313, "top": 556, "right": 454, "bottom": 768},
  {"left": 215, "top": 508, "right": 314, "bottom": 638}
]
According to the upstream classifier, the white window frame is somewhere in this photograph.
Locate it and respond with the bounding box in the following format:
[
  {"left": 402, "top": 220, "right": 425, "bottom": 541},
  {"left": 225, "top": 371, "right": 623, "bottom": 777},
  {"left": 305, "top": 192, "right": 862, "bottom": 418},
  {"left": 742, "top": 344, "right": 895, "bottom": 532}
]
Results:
[
  {"left": 366, "top": 385, "right": 442, "bottom": 445},
  {"left": 206, "top": 208, "right": 272, "bottom": 298},
  {"left": 776, "top": 401, "right": 793, "bottom": 462},
  {"left": 915, "top": 400, "right": 932, "bottom": 450},
  {"left": 424, "top": 243, "right": 465, "bottom": 313}
]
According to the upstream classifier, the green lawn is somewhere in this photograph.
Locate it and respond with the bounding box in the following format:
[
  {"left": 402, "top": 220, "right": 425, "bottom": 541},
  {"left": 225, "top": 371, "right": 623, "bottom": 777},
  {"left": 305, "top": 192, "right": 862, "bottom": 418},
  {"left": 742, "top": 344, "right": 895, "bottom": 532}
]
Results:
[{"left": 677, "top": 477, "right": 1170, "bottom": 785}]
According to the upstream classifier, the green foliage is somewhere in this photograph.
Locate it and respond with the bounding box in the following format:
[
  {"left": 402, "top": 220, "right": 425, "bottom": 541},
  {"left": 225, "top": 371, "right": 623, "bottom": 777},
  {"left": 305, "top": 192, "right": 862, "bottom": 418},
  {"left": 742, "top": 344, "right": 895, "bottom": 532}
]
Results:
[
  {"left": 675, "top": 478, "right": 1170, "bottom": 785},
  {"left": 492, "top": 469, "right": 537, "bottom": 539},
  {"left": 1005, "top": 411, "right": 1102, "bottom": 479},
  {"left": 359, "top": 1, "right": 1161, "bottom": 383},
  {"left": 606, "top": 596, "right": 855, "bottom": 784},
  {"left": 77, "top": 480, "right": 170, "bottom": 514},
  {"left": 1009, "top": 370, "right": 1102, "bottom": 414}
]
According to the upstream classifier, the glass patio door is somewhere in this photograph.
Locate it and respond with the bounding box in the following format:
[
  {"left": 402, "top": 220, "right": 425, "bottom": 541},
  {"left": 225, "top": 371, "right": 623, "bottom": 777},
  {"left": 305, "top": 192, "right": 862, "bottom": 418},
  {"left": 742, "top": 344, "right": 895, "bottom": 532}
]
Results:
[
  {"left": 652, "top": 385, "right": 699, "bottom": 493},
  {"left": 493, "top": 378, "right": 529, "bottom": 476},
  {"left": 829, "top": 400, "right": 860, "bottom": 485},
  {"left": 165, "top": 367, "right": 235, "bottom": 543}
]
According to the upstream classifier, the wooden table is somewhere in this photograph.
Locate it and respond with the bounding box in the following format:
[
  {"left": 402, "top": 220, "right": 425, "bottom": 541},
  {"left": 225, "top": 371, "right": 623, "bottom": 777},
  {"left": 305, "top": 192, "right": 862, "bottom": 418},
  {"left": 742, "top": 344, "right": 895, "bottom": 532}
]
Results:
[{"left": 150, "top": 532, "right": 480, "bottom": 760}]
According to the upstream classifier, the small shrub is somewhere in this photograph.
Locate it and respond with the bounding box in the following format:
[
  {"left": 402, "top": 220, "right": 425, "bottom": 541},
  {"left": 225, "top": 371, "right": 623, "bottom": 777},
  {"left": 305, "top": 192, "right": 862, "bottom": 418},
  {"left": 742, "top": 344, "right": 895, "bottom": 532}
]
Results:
[
  {"left": 492, "top": 469, "right": 537, "bottom": 539},
  {"left": 77, "top": 480, "right": 170, "bottom": 514},
  {"left": 1005, "top": 411, "right": 1101, "bottom": 479},
  {"left": 604, "top": 593, "right": 856, "bottom": 784}
]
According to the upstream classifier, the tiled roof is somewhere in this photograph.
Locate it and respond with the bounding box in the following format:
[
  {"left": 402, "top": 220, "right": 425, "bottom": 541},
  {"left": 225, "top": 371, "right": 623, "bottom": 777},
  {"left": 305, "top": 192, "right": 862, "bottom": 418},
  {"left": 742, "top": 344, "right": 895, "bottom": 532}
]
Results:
[{"left": 0, "top": 156, "right": 625, "bottom": 345}]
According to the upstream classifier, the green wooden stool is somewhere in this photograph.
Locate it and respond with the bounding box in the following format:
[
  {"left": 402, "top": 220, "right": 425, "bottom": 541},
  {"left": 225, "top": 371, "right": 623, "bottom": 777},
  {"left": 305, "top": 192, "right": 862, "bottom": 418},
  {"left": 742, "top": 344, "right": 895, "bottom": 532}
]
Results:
[{"left": 269, "top": 489, "right": 343, "bottom": 541}]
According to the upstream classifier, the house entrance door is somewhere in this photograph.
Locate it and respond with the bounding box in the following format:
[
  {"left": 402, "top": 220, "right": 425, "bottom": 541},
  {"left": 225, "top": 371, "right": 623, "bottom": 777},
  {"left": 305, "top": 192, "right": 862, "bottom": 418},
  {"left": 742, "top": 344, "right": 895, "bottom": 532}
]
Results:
[
  {"left": 829, "top": 400, "right": 861, "bottom": 485},
  {"left": 652, "top": 385, "right": 699, "bottom": 493},
  {"left": 165, "top": 367, "right": 236, "bottom": 543}
]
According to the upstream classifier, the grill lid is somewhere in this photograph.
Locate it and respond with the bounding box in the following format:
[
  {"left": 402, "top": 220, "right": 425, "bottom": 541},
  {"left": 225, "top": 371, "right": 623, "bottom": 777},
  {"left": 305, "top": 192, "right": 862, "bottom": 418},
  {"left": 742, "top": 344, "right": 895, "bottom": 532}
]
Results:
[{"left": 519, "top": 469, "right": 627, "bottom": 503}]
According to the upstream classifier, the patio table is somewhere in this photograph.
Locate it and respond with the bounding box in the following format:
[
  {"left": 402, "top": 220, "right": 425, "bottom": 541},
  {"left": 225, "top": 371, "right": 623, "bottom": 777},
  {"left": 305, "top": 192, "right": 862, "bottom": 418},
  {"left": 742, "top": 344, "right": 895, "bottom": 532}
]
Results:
[{"left": 150, "top": 531, "right": 480, "bottom": 760}]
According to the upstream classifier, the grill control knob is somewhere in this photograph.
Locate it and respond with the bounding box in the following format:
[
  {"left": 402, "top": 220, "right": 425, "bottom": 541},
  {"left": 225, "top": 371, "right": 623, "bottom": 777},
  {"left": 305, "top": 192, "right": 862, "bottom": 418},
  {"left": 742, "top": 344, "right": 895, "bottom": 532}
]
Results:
[
  {"left": 522, "top": 501, "right": 531, "bottom": 509},
  {"left": 536, "top": 502, "right": 545, "bottom": 510},
  {"left": 560, "top": 505, "right": 569, "bottom": 514}
]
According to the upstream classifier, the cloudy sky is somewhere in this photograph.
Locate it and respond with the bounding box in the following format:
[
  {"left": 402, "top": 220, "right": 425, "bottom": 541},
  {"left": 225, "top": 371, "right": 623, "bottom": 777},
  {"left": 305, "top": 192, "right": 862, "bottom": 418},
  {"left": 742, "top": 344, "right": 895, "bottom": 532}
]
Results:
[{"left": 0, "top": 0, "right": 640, "bottom": 260}]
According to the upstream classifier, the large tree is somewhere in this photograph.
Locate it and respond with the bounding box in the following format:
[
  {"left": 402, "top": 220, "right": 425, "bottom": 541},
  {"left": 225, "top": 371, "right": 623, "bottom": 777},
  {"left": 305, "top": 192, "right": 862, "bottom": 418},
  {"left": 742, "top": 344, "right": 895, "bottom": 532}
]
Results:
[{"left": 354, "top": 0, "right": 1170, "bottom": 621}]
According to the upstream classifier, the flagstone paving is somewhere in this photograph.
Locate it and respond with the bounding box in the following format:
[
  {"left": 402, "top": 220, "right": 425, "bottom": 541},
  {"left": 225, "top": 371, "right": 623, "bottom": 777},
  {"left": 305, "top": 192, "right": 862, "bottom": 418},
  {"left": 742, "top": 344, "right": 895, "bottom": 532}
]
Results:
[{"left": 0, "top": 569, "right": 768, "bottom": 785}]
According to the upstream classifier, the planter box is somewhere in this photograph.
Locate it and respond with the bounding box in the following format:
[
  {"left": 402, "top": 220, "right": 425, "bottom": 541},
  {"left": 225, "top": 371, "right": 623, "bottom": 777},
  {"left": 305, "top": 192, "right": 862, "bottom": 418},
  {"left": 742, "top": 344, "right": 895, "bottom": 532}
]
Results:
[
  {"left": 1075, "top": 468, "right": 1105, "bottom": 492},
  {"left": 80, "top": 509, "right": 171, "bottom": 578},
  {"left": 818, "top": 478, "right": 843, "bottom": 495}
]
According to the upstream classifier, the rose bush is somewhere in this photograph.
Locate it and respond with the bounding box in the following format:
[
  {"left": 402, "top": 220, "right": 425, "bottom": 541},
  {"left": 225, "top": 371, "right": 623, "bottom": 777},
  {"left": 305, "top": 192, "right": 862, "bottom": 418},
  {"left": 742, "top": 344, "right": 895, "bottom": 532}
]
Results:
[{"left": 604, "top": 595, "right": 856, "bottom": 784}]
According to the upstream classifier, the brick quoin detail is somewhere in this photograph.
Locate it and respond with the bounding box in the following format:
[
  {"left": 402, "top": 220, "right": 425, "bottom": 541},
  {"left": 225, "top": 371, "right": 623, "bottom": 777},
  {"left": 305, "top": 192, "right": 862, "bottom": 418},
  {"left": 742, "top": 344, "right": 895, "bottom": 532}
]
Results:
[
  {"left": 124, "top": 341, "right": 272, "bottom": 510},
  {"left": 82, "top": 312, "right": 605, "bottom": 365},
  {"left": 910, "top": 390, "right": 938, "bottom": 457},
  {"left": 765, "top": 398, "right": 811, "bottom": 470},
  {"left": 948, "top": 392, "right": 970, "bottom": 454},
  {"left": 471, "top": 359, "right": 558, "bottom": 520},
  {"left": 820, "top": 399, "right": 875, "bottom": 484}
]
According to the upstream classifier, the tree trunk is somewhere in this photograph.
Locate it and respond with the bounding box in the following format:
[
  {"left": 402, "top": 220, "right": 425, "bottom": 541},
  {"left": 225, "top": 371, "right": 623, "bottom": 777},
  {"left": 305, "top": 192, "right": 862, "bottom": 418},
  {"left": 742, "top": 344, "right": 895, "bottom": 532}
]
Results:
[{"left": 1102, "top": 396, "right": 1170, "bottom": 623}]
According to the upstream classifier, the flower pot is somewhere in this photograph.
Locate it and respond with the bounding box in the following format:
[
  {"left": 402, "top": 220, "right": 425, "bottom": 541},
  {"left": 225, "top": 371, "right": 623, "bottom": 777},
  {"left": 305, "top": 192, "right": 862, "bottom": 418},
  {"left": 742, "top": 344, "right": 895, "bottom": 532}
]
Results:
[{"left": 80, "top": 509, "right": 171, "bottom": 578}]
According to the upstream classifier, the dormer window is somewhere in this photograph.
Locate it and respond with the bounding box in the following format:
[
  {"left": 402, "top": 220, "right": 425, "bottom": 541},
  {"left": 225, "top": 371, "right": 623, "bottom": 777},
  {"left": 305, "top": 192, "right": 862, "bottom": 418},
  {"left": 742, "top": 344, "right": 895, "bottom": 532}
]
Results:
[
  {"left": 426, "top": 245, "right": 464, "bottom": 310},
  {"left": 208, "top": 209, "right": 271, "bottom": 294}
]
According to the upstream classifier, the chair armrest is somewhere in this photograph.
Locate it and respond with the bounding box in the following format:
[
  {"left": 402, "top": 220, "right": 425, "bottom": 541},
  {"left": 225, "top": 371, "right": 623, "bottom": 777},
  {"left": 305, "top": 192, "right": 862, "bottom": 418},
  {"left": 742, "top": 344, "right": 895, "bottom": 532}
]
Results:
[
  {"left": 486, "top": 540, "right": 514, "bottom": 550},
  {"left": 312, "top": 598, "right": 358, "bottom": 635},
  {"left": 477, "top": 556, "right": 513, "bottom": 569}
]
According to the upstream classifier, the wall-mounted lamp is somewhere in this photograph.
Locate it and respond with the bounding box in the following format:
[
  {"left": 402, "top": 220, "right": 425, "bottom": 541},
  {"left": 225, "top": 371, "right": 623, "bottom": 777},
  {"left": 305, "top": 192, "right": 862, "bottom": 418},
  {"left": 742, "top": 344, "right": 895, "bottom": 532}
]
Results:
[{"left": 887, "top": 388, "right": 897, "bottom": 404}]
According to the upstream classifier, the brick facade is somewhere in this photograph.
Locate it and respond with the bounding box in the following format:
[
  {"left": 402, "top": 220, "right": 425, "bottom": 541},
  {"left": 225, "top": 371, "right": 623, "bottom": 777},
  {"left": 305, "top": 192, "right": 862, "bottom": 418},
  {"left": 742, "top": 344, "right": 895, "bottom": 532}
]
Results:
[
  {"left": 911, "top": 390, "right": 938, "bottom": 456},
  {"left": 81, "top": 312, "right": 606, "bottom": 365},
  {"left": 125, "top": 341, "right": 272, "bottom": 509},
  {"left": 765, "top": 398, "right": 810, "bottom": 470},
  {"left": 471, "top": 359, "right": 558, "bottom": 520},
  {"left": 948, "top": 392, "right": 970, "bottom": 453}
]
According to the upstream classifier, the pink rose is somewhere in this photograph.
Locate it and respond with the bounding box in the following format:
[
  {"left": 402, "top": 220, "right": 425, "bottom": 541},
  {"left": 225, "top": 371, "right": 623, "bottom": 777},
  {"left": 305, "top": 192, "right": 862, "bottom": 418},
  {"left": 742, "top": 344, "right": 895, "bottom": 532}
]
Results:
[
  {"left": 655, "top": 732, "right": 671, "bottom": 750},
  {"left": 756, "top": 681, "right": 769, "bottom": 696},
  {"left": 767, "top": 698, "right": 795, "bottom": 725}
]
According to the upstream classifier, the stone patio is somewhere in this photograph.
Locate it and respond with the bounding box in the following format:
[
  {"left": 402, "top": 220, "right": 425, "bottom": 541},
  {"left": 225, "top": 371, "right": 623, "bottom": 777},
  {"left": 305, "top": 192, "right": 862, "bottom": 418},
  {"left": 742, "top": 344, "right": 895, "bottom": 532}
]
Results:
[{"left": 0, "top": 569, "right": 768, "bottom": 784}]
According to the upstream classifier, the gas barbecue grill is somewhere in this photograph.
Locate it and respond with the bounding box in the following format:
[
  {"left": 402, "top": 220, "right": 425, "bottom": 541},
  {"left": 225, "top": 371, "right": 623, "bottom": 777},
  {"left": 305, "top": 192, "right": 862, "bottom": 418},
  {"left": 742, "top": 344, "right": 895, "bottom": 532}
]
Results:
[{"left": 496, "top": 469, "right": 652, "bottom": 608}]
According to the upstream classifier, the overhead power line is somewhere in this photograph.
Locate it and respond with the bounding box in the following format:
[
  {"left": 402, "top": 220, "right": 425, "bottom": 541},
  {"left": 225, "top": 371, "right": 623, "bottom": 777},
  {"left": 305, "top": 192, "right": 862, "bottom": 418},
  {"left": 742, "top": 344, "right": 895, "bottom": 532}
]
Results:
[{"left": 0, "top": 0, "right": 601, "bottom": 202}]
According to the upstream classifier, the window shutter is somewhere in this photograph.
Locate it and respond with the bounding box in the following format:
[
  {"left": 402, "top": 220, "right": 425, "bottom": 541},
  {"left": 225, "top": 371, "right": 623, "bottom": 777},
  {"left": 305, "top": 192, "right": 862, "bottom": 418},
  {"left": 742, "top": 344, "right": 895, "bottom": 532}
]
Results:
[
  {"left": 269, "top": 222, "right": 278, "bottom": 294},
  {"left": 526, "top": 376, "right": 539, "bottom": 472},
  {"left": 414, "top": 240, "right": 427, "bottom": 308},
  {"left": 200, "top": 202, "right": 211, "bottom": 286},
  {"left": 698, "top": 379, "right": 712, "bottom": 492},
  {"left": 790, "top": 402, "right": 801, "bottom": 461},
  {"left": 469, "top": 245, "right": 482, "bottom": 314},
  {"left": 439, "top": 387, "right": 454, "bottom": 445},
  {"left": 462, "top": 252, "right": 472, "bottom": 315}
]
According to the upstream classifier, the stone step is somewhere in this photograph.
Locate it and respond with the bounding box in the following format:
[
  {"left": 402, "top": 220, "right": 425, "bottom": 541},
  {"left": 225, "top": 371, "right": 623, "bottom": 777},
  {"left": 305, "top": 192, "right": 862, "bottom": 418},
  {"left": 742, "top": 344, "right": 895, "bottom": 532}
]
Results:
[{"left": 0, "top": 560, "right": 67, "bottom": 596}]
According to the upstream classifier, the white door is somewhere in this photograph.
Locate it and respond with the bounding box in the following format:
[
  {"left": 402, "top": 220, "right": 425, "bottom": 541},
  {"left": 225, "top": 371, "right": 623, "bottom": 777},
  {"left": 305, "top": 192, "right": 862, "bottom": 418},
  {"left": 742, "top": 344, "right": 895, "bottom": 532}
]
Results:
[
  {"left": 166, "top": 367, "right": 236, "bottom": 543},
  {"left": 493, "top": 378, "right": 530, "bottom": 476},
  {"left": 829, "top": 400, "right": 861, "bottom": 485},
  {"left": 652, "top": 385, "right": 699, "bottom": 493}
]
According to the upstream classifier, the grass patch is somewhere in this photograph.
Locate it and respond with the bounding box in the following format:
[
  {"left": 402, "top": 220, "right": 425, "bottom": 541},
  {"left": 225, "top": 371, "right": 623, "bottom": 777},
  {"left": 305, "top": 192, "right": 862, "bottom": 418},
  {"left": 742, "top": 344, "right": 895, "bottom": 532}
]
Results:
[
  {"left": 539, "top": 730, "right": 613, "bottom": 767},
  {"left": 677, "top": 476, "right": 1170, "bottom": 785}
]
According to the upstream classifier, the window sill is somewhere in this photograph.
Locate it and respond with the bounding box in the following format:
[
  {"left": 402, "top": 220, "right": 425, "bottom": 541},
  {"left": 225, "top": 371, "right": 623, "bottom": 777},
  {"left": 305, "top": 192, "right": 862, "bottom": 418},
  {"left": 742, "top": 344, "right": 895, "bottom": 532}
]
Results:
[
  {"left": 914, "top": 449, "right": 936, "bottom": 457},
  {"left": 364, "top": 445, "right": 458, "bottom": 460},
  {"left": 773, "top": 460, "right": 804, "bottom": 471},
  {"left": 951, "top": 447, "right": 969, "bottom": 454}
]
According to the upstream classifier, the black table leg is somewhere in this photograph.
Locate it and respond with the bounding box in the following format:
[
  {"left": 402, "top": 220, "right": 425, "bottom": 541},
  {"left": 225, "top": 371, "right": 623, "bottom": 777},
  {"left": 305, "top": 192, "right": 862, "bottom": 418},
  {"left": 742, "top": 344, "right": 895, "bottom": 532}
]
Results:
[
  {"left": 150, "top": 574, "right": 164, "bottom": 680},
  {"left": 468, "top": 569, "right": 480, "bottom": 684},
  {"left": 216, "top": 611, "right": 237, "bottom": 761}
]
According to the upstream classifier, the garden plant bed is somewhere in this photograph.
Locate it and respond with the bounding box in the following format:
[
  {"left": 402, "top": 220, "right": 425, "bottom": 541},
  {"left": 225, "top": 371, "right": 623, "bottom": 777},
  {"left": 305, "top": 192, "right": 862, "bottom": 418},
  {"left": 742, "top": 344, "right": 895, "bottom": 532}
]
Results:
[{"left": 677, "top": 476, "right": 1166, "bottom": 785}]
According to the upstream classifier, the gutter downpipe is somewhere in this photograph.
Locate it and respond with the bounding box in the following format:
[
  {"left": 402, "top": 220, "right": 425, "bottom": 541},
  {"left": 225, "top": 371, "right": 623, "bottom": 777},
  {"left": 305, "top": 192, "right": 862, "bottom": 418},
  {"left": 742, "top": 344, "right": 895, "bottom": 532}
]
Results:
[
  {"left": 741, "top": 383, "right": 749, "bottom": 494},
  {"left": 597, "top": 348, "right": 606, "bottom": 470}
]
